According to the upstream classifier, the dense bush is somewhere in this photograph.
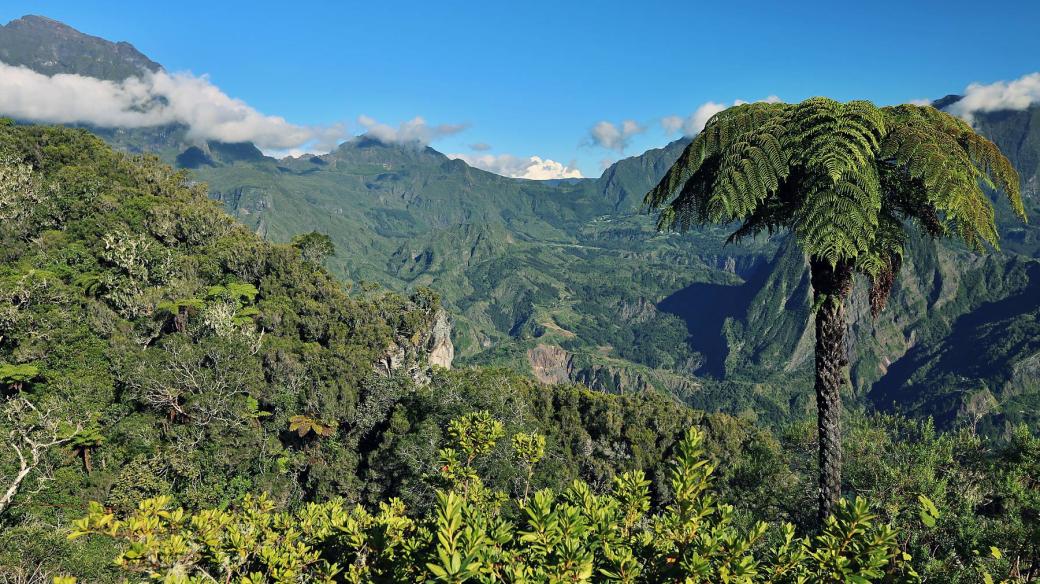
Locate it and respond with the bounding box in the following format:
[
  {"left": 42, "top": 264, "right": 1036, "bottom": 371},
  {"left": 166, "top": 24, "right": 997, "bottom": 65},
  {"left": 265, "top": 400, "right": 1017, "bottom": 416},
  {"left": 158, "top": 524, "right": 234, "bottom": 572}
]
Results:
[{"left": 67, "top": 421, "right": 916, "bottom": 583}]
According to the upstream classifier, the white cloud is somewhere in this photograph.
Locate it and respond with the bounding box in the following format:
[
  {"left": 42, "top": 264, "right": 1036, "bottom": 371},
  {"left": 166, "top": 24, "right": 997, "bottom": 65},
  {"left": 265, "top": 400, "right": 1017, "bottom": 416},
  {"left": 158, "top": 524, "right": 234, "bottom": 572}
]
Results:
[
  {"left": 0, "top": 61, "right": 346, "bottom": 152},
  {"left": 357, "top": 115, "right": 467, "bottom": 145},
  {"left": 520, "top": 156, "right": 584, "bottom": 180},
  {"left": 663, "top": 95, "right": 782, "bottom": 136},
  {"left": 589, "top": 119, "right": 645, "bottom": 152},
  {"left": 661, "top": 115, "right": 685, "bottom": 135},
  {"left": 945, "top": 72, "right": 1040, "bottom": 124},
  {"left": 469, "top": 142, "right": 492, "bottom": 151},
  {"left": 448, "top": 153, "right": 583, "bottom": 180},
  {"left": 264, "top": 147, "right": 321, "bottom": 159},
  {"left": 908, "top": 98, "right": 933, "bottom": 106}
]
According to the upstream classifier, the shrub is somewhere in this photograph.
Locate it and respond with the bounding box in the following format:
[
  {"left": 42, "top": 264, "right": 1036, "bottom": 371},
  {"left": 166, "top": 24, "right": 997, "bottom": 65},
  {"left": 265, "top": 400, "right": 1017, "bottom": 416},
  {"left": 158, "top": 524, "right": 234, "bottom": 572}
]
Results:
[{"left": 66, "top": 415, "right": 917, "bottom": 583}]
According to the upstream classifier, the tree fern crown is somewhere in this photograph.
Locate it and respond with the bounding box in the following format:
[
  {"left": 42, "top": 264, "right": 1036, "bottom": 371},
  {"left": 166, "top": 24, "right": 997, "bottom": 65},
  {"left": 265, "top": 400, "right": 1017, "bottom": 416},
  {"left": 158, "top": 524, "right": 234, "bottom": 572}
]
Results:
[{"left": 645, "top": 97, "right": 1026, "bottom": 314}]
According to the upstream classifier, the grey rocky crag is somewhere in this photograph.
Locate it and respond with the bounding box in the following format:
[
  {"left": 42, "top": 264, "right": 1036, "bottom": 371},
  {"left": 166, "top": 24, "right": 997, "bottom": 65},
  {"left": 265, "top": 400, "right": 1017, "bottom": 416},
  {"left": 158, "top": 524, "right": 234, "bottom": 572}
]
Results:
[{"left": 376, "top": 308, "right": 455, "bottom": 384}]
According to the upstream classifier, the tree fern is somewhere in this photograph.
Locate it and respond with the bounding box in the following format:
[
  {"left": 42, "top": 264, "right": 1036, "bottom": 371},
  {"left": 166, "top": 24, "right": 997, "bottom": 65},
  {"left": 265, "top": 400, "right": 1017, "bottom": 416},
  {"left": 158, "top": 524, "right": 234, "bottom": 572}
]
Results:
[{"left": 645, "top": 97, "right": 1025, "bottom": 523}]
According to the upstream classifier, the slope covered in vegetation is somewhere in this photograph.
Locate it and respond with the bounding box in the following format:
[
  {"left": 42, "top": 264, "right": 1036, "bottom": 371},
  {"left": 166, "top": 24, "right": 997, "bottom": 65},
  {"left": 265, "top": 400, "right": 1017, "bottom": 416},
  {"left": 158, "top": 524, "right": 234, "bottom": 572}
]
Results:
[
  {"left": 4, "top": 15, "right": 1040, "bottom": 432},
  {"left": 0, "top": 122, "right": 782, "bottom": 580},
  {"left": 1, "top": 122, "right": 1040, "bottom": 583}
]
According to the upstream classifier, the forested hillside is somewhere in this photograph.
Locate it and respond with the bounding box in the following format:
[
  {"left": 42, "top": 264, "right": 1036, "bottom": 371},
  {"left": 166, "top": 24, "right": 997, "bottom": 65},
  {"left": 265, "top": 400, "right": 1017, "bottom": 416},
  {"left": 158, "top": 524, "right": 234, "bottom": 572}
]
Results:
[
  {"left": 0, "top": 122, "right": 783, "bottom": 580},
  {"left": 76, "top": 108, "right": 1040, "bottom": 431},
  {"left": 0, "top": 114, "right": 1038, "bottom": 584},
  {"left": 5, "top": 14, "right": 1039, "bottom": 433},
  {"left": 181, "top": 120, "right": 1040, "bottom": 431}
]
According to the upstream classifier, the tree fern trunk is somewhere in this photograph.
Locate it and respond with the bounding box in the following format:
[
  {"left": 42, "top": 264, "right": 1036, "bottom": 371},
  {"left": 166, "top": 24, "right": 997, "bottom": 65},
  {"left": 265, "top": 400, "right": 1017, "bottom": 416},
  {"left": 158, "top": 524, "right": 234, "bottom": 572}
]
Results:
[{"left": 810, "top": 258, "right": 852, "bottom": 524}]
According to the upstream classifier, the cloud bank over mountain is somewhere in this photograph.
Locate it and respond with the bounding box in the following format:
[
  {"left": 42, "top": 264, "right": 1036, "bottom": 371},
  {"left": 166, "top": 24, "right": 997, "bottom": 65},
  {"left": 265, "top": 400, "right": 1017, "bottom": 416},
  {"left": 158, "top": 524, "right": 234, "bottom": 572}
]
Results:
[
  {"left": 448, "top": 152, "right": 583, "bottom": 179},
  {"left": 357, "top": 115, "right": 468, "bottom": 146},
  {"left": 0, "top": 61, "right": 347, "bottom": 152},
  {"left": 946, "top": 72, "right": 1040, "bottom": 124}
]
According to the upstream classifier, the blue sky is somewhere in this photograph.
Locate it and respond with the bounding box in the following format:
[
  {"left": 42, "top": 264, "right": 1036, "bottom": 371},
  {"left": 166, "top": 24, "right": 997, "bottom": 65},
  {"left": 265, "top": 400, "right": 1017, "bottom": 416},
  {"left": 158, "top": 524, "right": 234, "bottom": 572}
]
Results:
[{"left": 3, "top": 0, "right": 1040, "bottom": 177}]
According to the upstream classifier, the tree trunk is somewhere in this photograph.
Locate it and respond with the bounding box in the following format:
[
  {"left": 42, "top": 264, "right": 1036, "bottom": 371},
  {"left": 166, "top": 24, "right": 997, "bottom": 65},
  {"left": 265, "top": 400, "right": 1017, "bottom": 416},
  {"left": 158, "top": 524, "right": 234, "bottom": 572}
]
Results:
[
  {"left": 82, "top": 447, "right": 93, "bottom": 474},
  {"left": 809, "top": 258, "right": 853, "bottom": 524}
]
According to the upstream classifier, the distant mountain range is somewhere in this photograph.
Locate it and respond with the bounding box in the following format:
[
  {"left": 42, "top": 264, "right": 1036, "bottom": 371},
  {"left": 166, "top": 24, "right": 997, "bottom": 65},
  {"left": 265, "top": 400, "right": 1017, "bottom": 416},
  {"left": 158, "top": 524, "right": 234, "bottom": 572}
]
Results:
[{"left": 3, "top": 14, "right": 1039, "bottom": 430}]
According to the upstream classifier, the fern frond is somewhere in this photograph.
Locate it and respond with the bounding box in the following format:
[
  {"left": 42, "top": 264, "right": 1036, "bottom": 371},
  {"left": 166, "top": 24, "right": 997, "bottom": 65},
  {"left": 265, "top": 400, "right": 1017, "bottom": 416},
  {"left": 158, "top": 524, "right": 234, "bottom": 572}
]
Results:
[
  {"left": 645, "top": 98, "right": 1024, "bottom": 281},
  {"left": 706, "top": 120, "right": 791, "bottom": 222},
  {"left": 880, "top": 109, "right": 1000, "bottom": 249},
  {"left": 959, "top": 132, "right": 1025, "bottom": 220},
  {"left": 891, "top": 104, "right": 972, "bottom": 135},
  {"left": 878, "top": 162, "right": 946, "bottom": 238},
  {"left": 904, "top": 105, "right": 1024, "bottom": 221},
  {"left": 727, "top": 199, "right": 790, "bottom": 243},
  {"left": 789, "top": 98, "right": 885, "bottom": 183},
  {"left": 645, "top": 102, "right": 789, "bottom": 211},
  {"left": 795, "top": 165, "right": 882, "bottom": 264},
  {"left": 645, "top": 138, "right": 708, "bottom": 211},
  {"left": 854, "top": 207, "right": 905, "bottom": 278},
  {"left": 654, "top": 155, "right": 720, "bottom": 231}
]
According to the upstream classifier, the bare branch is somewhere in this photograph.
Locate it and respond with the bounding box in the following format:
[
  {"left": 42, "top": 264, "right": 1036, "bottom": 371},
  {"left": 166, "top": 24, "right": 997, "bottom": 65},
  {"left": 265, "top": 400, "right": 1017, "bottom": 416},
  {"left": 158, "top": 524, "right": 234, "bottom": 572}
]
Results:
[{"left": 0, "top": 397, "right": 81, "bottom": 515}]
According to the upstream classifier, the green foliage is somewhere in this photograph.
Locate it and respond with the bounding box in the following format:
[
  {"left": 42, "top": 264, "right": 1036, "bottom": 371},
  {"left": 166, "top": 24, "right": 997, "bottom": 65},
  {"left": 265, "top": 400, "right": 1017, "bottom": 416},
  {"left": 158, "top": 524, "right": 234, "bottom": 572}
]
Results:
[
  {"left": 0, "top": 122, "right": 442, "bottom": 572},
  {"left": 0, "top": 362, "right": 40, "bottom": 392},
  {"left": 648, "top": 98, "right": 1021, "bottom": 250},
  {"left": 646, "top": 97, "right": 1025, "bottom": 523},
  {"left": 778, "top": 413, "right": 1040, "bottom": 582},
  {"left": 289, "top": 414, "right": 338, "bottom": 438},
  {"left": 0, "top": 122, "right": 803, "bottom": 580},
  {"left": 511, "top": 432, "right": 546, "bottom": 466},
  {"left": 68, "top": 421, "right": 915, "bottom": 583},
  {"left": 76, "top": 100, "right": 1038, "bottom": 428},
  {"left": 448, "top": 410, "right": 505, "bottom": 465},
  {"left": 512, "top": 432, "right": 546, "bottom": 504},
  {"left": 208, "top": 281, "right": 259, "bottom": 304},
  {"left": 292, "top": 231, "right": 337, "bottom": 265}
]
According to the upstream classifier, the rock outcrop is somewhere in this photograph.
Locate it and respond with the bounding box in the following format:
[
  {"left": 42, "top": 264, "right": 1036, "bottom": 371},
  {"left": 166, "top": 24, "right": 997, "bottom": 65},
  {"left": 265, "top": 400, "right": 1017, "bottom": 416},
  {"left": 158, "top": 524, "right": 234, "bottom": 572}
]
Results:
[
  {"left": 427, "top": 309, "right": 455, "bottom": 369},
  {"left": 527, "top": 344, "right": 572, "bottom": 385},
  {"left": 376, "top": 307, "right": 454, "bottom": 384},
  {"left": 526, "top": 343, "right": 700, "bottom": 398}
]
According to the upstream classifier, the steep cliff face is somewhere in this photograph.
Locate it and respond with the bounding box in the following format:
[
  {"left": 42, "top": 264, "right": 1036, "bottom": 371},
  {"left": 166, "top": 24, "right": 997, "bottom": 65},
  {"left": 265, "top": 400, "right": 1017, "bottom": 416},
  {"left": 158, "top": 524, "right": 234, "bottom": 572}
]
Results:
[
  {"left": 707, "top": 232, "right": 1040, "bottom": 427},
  {"left": 376, "top": 308, "right": 455, "bottom": 383},
  {"left": 525, "top": 343, "right": 700, "bottom": 398},
  {"left": 527, "top": 343, "right": 572, "bottom": 385},
  {"left": 867, "top": 259, "right": 1040, "bottom": 427},
  {"left": 427, "top": 309, "right": 455, "bottom": 369}
]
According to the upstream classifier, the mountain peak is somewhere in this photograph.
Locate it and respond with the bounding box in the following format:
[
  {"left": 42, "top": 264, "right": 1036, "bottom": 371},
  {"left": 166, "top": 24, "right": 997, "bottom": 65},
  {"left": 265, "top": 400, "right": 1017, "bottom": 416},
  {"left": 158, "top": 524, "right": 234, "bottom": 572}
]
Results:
[
  {"left": 932, "top": 94, "right": 963, "bottom": 110},
  {"left": 9, "top": 14, "right": 74, "bottom": 31},
  {"left": 327, "top": 135, "right": 450, "bottom": 167},
  {"left": 0, "top": 14, "right": 161, "bottom": 81}
]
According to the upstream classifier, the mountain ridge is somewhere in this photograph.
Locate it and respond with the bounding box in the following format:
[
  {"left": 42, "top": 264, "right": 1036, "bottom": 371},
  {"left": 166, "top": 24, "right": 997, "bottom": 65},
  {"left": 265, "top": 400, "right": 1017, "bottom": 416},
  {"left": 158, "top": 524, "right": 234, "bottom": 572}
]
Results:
[{"left": 3, "top": 15, "right": 1040, "bottom": 430}]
